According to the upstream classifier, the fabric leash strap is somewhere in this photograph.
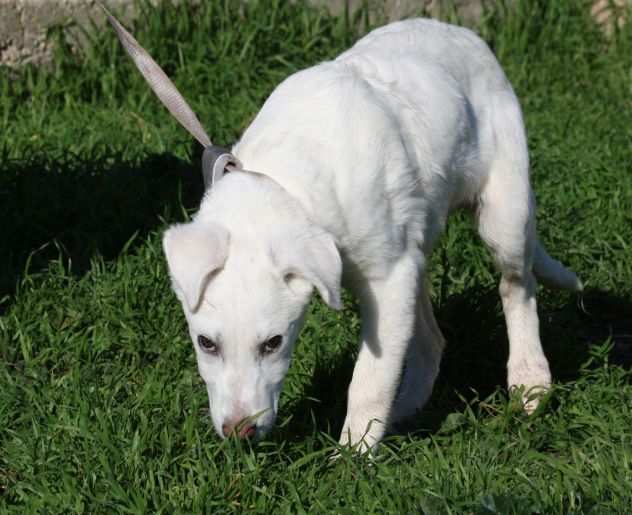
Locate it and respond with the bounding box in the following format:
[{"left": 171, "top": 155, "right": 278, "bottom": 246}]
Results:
[
  {"left": 99, "top": 2, "right": 242, "bottom": 187},
  {"left": 202, "top": 146, "right": 242, "bottom": 188}
]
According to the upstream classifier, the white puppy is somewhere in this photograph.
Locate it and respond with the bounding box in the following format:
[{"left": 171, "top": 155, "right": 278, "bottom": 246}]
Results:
[{"left": 107, "top": 12, "right": 582, "bottom": 450}]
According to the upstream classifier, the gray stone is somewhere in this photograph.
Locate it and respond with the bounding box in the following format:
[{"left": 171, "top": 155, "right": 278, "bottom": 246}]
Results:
[
  {"left": 0, "top": 2, "right": 23, "bottom": 66},
  {"left": 308, "top": 0, "right": 485, "bottom": 25},
  {"left": 1, "top": 0, "right": 622, "bottom": 66}
]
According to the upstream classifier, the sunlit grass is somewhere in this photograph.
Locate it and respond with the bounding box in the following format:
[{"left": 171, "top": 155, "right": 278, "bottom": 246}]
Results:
[{"left": 1, "top": 0, "right": 631, "bottom": 512}]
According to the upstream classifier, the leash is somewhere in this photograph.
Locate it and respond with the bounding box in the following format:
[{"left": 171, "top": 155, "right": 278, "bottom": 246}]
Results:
[{"left": 98, "top": 2, "right": 242, "bottom": 188}]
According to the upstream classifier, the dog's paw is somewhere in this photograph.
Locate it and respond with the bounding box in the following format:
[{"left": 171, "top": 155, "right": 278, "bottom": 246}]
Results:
[
  {"left": 508, "top": 359, "right": 551, "bottom": 414},
  {"left": 338, "top": 417, "right": 384, "bottom": 454}
]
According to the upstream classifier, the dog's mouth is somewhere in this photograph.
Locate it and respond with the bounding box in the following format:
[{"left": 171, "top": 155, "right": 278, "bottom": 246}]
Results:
[
  {"left": 215, "top": 420, "right": 275, "bottom": 442},
  {"left": 209, "top": 405, "right": 276, "bottom": 441}
]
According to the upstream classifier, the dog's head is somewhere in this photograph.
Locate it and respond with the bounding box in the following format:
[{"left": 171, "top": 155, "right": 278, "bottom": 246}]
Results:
[
  {"left": 100, "top": 4, "right": 342, "bottom": 440},
  {"left": 162, "top": 174, "right": 341, "bottom": 439}
]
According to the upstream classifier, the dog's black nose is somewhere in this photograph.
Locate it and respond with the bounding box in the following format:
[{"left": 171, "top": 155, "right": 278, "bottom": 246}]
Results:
[{"left": 222, "top": 419, "right": 256, "bottom": 439}]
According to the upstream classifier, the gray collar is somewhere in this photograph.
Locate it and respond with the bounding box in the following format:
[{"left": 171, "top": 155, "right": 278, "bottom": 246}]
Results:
[{"left": 202, "top": 145, "right": 243, "bottom": 189}]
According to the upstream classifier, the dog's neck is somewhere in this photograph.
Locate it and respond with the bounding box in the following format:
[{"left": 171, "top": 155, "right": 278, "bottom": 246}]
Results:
[{"left": 196, "top": 170, "right": 316, "bottom": 241}]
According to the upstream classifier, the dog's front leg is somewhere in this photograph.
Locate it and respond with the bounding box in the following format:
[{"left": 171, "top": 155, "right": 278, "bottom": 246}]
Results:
[{"left": 340, "top": 252, "right": 420, "bottom": 452}]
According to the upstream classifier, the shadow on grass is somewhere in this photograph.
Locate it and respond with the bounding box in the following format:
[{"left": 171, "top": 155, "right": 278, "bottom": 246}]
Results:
[
  {"left": 575, "top": 289, "right": 632, "bottom": 368},
  {"left": 279, "top": 286, "right": 632, "bottom": 441},
  {"left": 0, "top": 150, "right": 204, "bottom": 304},
  {"left": 276, "top": 348, "right": 356, "bottom": 442},
  {"left": 415, "top": 287, "right": 632, "bottom": 435}
]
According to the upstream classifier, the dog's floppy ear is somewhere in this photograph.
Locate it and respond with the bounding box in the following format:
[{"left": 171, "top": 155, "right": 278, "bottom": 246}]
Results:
[
  {"left": 274, "top": 230, "right": 342, "bottom": 310},
  {"left": 162, "top": 222, "right": 229, "bottom": 312}
]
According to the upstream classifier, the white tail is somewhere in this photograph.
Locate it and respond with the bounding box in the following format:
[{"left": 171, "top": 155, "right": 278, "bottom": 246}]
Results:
[{"left": 533, "top": 240, "right": 583, "bottom": 292}]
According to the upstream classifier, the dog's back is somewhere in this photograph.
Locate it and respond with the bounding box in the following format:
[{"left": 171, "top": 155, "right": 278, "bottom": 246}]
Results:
[
  {"left": 233, "top": 19, "right": 518, "bottom": 275},
  {"left": 337, "top": 18, "right": 507, "bottom": 99}
]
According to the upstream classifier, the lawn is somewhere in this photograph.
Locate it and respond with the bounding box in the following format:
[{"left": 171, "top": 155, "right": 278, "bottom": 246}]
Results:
[{"left": 1, "top": 0, "right": 632, "bottom": 513}]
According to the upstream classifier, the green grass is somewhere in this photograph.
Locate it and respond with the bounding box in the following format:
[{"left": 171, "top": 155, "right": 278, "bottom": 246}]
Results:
[{"left": 2, "top": 0, "right": 632, "bottom": 512}]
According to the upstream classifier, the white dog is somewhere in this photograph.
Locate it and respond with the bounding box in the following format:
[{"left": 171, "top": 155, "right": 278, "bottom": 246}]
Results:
[{"left": 106, "top": 11, "right": 582, "bottom": 451}]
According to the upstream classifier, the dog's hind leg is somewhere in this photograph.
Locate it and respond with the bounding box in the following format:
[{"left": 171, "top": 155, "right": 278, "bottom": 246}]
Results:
[
  {"left": 478, "top": 178, "right": 551, "bottom": 411},
  {"left": 476, "top": 94, "right": 553, "bottom": 411},
  {"left": 392, "top": 280, "right": 445, "bottom": 424}
]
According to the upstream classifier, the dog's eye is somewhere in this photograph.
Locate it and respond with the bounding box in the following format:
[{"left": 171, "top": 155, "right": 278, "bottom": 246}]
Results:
[
  {"left": 260, "top": 335, "right": 283, "bottom": 355},
  {"left": 198, "top": 335, "right": 219, "bottom": 355}
]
